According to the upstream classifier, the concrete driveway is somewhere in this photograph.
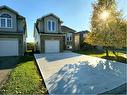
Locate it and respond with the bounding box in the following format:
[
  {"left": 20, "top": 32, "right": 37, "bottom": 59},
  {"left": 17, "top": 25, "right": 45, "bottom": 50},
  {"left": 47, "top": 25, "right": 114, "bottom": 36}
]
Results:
[
  {"left": 0, "top": 56, "right": 19, "bottom": 85},
  {"left": 34, "top": 52, "right": 127, "bottom": 94}
]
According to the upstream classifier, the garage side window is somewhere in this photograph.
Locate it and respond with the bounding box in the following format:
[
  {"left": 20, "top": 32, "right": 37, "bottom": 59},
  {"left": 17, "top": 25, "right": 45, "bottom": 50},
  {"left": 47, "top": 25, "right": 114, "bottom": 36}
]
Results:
[
  {"left": 47, "top": 20, "right": 56, "bottom": 32},
  {"left": 0, "top": 14, "right": 12, "bottom": 28}
]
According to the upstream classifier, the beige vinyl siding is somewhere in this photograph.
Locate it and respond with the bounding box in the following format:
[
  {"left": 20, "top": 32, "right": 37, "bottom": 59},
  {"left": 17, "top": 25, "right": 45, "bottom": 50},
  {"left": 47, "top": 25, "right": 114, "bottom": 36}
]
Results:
[
  {"left": 44, "top": 16, "right": 59, "bottom": 33},
  {"left": 0, "top": 9, "right": 17, "bottom": 32}
]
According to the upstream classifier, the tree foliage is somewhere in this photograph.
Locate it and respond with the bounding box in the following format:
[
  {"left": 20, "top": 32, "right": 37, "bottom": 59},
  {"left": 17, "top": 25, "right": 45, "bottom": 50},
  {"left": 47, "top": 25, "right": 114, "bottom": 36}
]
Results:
[
  {"left": 85, "top": 0, "right": 127, "bottom": 56},
  {"left": 27, "top": 43, "right": 35, "bottom": 51}
]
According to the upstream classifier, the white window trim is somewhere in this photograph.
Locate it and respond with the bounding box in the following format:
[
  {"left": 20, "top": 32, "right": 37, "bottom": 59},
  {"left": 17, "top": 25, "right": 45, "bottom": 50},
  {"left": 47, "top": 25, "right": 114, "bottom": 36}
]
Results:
[
  {"left": 66, "top": 33, "right": 72, "bottom": 42},
  {"left": 47, "top": 20, "right": 56, "bottom": 32},
  {"left": 69, "top": 36, "right": 72, "bottom": 41},
  {"left": 0, "top": 17, "right": 13, "bottom": 28}
]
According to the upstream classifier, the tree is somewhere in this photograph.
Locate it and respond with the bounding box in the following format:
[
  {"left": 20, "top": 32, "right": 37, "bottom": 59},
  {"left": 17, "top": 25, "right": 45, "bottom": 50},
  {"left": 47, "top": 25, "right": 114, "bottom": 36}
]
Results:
[
  {"left": 27, "top": 43, "right": 35, "bottom": 52},
  {"left": 85, "top": 0, "right": 127, "bottom": 57}
]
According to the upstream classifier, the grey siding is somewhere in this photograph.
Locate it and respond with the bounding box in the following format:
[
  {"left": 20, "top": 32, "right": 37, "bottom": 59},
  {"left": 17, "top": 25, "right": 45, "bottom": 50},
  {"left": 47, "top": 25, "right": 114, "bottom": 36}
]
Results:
[
  {"left": 17, "top": 19, "right": 25, "bottom": 32},
  {"left": 38, "top": 21, "right": 44, "bottom": 32}
]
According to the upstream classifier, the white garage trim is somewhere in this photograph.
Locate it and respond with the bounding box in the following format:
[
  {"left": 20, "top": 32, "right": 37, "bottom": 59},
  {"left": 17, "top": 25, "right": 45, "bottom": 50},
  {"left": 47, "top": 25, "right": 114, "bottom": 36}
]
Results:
[
  {"left": 0, "top": 38, "right": 19, "bottom": 56},
  {"left": 45, "top": 40, "right": 60, "bottom": 53}
]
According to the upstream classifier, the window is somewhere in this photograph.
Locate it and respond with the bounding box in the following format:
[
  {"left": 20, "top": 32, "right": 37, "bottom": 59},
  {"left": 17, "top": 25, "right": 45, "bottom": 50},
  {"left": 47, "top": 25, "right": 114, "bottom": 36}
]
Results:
[
  {"left": 67, "top": 36, "right": 72, "bottom": 41},
  {"left": 48, "top": 21, "right": 51, "bottom": 31},
  {"left": 52, "top": 21, "right": 55, "bottom": 31},
  {"left": 47, "top": 20, "right": 56, "bottom": 32},
  {"left": 67, "top": 37, "right": 69, "bottom": 41},
  {"left": 66, "top": 33, "right": 72, "bottom": 42},
  {"left": 1, "top": 18, "right": 6, "bottom": 27},
  {"left": 70, "top": 36, "right": 72, "bottom": 41},
  {"left": 0, "top": 14, "right": 12, "bottom": 28},
  {"left": 7, "top": 19, "right": 12, "bottom": 27}
]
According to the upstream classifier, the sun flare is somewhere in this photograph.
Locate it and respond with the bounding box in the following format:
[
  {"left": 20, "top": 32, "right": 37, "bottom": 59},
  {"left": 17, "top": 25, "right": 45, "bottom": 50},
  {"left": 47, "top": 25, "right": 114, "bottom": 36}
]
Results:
[{"left": 100, "top": 10, "right": 110, "bottom": 21}]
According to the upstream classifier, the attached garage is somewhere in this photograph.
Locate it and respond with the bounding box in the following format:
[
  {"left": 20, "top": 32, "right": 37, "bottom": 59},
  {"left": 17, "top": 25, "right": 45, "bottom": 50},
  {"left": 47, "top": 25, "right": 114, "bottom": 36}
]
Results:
[
  {"left": 45, "top": 40, "right": 60, "bottom": 53},
  {"left": 0, "top": 38, "right": 19, "bottom": 56}
]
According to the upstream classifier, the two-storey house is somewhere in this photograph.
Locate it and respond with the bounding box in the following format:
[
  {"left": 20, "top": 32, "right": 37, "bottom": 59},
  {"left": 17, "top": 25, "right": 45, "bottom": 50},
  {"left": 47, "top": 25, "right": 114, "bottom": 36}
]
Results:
[
  {"left": 34, "top": 13, "right": 76, "bottom": 53},
  {"left": 0, "top": 5, "right": 27, "bottom": 56}
]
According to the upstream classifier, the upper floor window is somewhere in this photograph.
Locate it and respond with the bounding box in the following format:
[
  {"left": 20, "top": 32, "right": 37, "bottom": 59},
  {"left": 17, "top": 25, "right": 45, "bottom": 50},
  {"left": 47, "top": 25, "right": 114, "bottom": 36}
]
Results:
[
  {"left": 66, "top": 33, "right": 72, "bottom": 42},
  {"left": 0, "top": 14, "right": 12, "bottom": 28},
  {"left": 47, "top": 20, "right": 56, "bottom": 32}
]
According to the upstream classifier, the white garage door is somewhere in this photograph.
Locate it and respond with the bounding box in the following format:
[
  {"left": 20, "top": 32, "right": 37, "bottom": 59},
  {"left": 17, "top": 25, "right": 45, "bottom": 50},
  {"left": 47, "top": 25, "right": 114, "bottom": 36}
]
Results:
[
  {"left": 0, "top": 38, "right": 19, "bottom": 56},
  {"left": 45, "top": 40, "right": 60, "bottom": 53}
]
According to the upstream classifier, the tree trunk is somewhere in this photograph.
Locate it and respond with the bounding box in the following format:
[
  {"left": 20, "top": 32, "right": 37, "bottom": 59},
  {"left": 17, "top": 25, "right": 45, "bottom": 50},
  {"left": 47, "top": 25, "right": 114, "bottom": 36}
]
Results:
[
  {"left": 105, "top": 48, "right": 109, "bottom": 57},
  {"left": 112, "top": 51, "right": 118, "bottom": 57}
]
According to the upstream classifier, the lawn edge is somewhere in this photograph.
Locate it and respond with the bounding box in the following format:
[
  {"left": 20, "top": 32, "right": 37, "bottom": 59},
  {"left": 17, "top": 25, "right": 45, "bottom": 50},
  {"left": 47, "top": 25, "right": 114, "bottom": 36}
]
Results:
[
  {"left": 0, "top": 71, "right": 11, "bottom": 89},
  {"left": 73, "top": 51, "right": 127, "bottom": 64},
  {"left": 33, "top": 54, "right": 49, "bottom": 94}
]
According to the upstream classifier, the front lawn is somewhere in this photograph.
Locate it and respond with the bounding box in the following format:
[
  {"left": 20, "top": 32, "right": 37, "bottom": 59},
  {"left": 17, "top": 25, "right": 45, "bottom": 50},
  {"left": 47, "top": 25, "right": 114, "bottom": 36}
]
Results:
[
  {"left": 74, "top": 50, "right": 126, "bottom": 63},
  {"left": 0, "top": 55, "right": 47, "bottom": 94}
]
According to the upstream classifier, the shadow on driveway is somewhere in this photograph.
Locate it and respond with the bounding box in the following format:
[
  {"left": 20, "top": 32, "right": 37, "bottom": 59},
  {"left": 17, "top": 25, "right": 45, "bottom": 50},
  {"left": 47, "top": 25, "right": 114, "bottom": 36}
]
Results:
[
  {"left": 46, "top": 60, "right": 126, "bottom": 94},
  {"left": 35, "top": 53, "right": 81, "bottom": 62}
]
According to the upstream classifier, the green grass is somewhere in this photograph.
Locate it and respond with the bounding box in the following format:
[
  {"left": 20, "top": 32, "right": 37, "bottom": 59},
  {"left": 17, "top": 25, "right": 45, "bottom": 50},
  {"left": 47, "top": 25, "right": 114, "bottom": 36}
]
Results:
[
  {"left": 74, "top": 50, "right": 126, "bottom": 63},
  {"left": 0, "top": 56, "right": 47, "bottom": 94}
]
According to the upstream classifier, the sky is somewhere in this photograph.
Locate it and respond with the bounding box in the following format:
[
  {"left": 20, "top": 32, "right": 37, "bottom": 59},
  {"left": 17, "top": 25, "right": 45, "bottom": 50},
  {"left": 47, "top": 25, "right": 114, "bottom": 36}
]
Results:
[{"left": 0, "top": 0, "right": 127, "bottom": 42}]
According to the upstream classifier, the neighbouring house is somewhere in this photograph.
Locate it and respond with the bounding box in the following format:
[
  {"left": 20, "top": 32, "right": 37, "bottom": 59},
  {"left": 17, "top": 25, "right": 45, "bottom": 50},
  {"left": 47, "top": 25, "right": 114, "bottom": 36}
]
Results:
[
  {"left": 77, "top": 30, "right": 90, "bottom": 49},
  {"left": 78, "top": 30, "right": 101, "bottom": 50},
  {"left": 74, "top": 32, "right": 80, "bottom": 50},
  {"left": 34, "top": 13, "right": 77, "bottom": 53},
  {"left": 78, "top": 30, "right": 89, "bottom": 43},
  {"left": 0, "top": 5, "right": 27, "bottom": 56}
]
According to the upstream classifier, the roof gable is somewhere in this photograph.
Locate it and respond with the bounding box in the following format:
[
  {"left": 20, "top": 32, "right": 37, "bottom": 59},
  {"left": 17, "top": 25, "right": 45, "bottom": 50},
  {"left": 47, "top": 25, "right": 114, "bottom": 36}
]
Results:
[
  {"left": 0, "top": 5, "right": 18, "bottom": 14},
  {"left": 77, "top": 30, "right": 90, "bottom": 34},
  {"left": 38, "top": 13, "right": 63, "bottom": 23},
  {"left": 61, "top": 26, "right": 76, "bottom": 33},
  {"left": 42, "top": 13, "right": 60, "bottom": 19},
  {"left": 0, "top": 5, "right": 25, "bottom": 19}
]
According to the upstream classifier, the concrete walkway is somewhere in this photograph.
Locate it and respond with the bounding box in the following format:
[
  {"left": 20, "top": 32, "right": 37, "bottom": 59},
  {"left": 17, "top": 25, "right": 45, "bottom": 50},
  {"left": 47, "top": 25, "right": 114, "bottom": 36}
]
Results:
[
  {"left": 0, "top": 69, "right": 11, "bottom": 85},
  {"left": 34, "top": 52, "right": 127, "bottom": 94}
]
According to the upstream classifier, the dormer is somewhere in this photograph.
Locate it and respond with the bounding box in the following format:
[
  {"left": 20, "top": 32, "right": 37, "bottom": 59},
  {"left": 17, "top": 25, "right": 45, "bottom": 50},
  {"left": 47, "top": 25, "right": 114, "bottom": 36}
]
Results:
[
  {"left": 36, "top": 13, "right": 63, "bottom": 33},
  {"left": 0, "top": 5, "right": 26, "bottom": 33}
]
